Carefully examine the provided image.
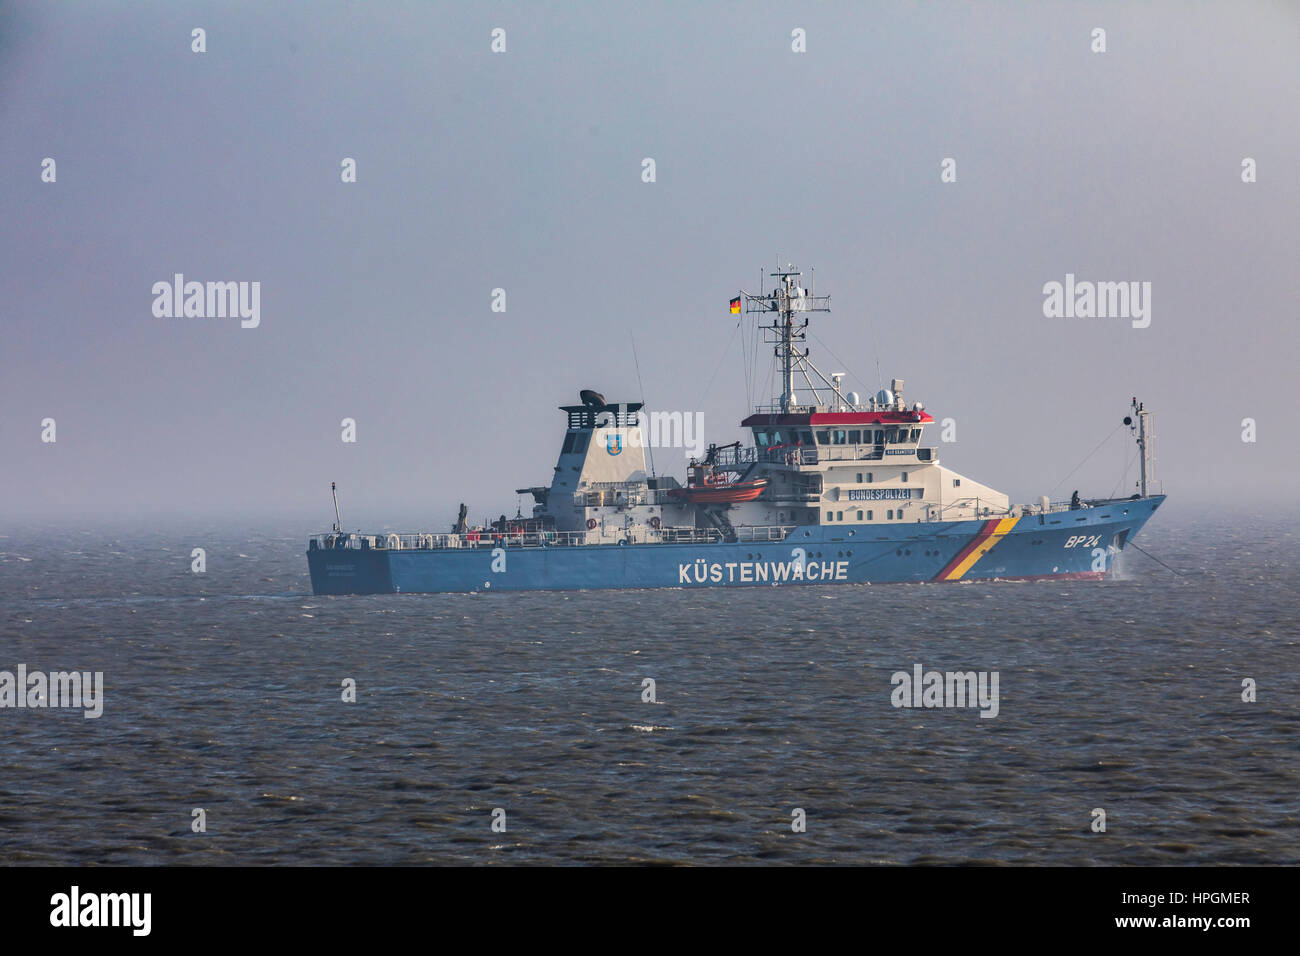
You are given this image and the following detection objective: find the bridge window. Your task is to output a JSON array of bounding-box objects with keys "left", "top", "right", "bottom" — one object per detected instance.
[
  {"left": 816, "top": 430, "right": 830, "bottom": 444},
  {"left": 755, "top": 430, "right": 769, "bottom": 446},
  {"left": 799, "top": 430, "right": 814, "bottom": 445},
  {"left": 832, "top": 429, "right": 847, "bottom": 445},
  {"left": 848, "top": 429, "right": 861, "bottom": 443},
  {"left": 874, "top": 429, "right": 884, "bottom": 444},
  {"left": 910, "top": 428, "right": 921, "bottom": 442}
]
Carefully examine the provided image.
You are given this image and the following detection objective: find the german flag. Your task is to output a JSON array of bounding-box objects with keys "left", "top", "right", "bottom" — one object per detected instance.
[{"left": 729, "top": 295, "right": 742, "bottom": 314}]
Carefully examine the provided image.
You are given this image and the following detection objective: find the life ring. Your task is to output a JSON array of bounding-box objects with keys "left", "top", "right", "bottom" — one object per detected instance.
[
  {"left": 586, "top": 518, "right": 597, "bottom": 530},
  {"left": 649, "top": 516, "right": 661, "bottom": 530}
]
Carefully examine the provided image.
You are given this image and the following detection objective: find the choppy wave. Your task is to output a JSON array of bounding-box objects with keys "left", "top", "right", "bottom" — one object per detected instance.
[{"left": 0, "top": 515, "right": 1296, "bottom": 864}]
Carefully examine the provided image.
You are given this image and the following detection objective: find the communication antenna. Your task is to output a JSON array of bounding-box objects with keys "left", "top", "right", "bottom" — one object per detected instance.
[
  {"left": 631, "top": 331, "right": 655, "bottom": 477},
  {"left": 734, "top": 265, "right": 834, "bottom": 412}
]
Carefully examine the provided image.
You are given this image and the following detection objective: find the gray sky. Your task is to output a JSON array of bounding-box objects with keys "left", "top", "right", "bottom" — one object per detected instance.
[{"left": 4, "top": 1, "right": 1298, "bottom": 528}]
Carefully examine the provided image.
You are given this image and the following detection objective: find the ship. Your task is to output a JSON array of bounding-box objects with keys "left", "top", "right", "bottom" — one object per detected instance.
[{"left": 307, "top": 266, "right": 1164, "bottom": 594}]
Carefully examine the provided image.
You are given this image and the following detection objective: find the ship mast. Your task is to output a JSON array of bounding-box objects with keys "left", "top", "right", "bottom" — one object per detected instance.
[
  {"left": 737, "top": 265, "right": 832, "bottom": 411},
  {"left": 1128, "top": 398, "right": 1156, "bottom": 497}
]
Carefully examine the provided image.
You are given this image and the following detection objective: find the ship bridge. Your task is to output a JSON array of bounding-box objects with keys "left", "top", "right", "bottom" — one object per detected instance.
[
  {"left": 742, "top": 406, "right": 936, "bottom": 463},
  {"left": 724, "top": 265, "right": 1011, "bottom": 525}
]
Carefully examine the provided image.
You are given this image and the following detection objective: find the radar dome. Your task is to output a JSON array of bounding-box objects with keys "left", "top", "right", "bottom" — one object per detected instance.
[
  {"left": 875, "top": 388, "right": 894, "bottom": 407},
  {"left": 846, "top": 391, "right": 860, "bottom": 406}
]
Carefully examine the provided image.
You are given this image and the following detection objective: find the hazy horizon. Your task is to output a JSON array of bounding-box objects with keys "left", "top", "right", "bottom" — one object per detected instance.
[{"left": 5, "top": 2, "right": 1298, "bottom": 528}]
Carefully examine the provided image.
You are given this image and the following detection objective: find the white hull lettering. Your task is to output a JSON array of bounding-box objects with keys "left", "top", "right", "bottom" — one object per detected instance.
[{"left": 675, "top": 560, "right": 850, "bottom": 585}]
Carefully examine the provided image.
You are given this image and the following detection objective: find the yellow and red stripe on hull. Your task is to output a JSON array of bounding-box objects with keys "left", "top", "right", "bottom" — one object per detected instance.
[{"left": 933, "top": 516, "right": 1020, "bottom": 581}]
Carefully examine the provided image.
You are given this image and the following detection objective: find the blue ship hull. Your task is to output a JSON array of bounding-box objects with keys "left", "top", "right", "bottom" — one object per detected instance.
[{"left": 307, "top": 496, "right": 1163, "bottom": 594}]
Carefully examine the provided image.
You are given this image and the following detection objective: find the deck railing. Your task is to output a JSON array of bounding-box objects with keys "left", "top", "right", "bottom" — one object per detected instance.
[
  {"left": 308, "top": 524, "right": 799, "bottom": 551},
  {"left": 920, "top": 496, "right": 1127, "bottom": 523},
  {"left": 572, "top": 485, "right": 678, "bottom": 508},
  {"left": 308, "top": 497, "right": 1138, "bottom": 553},
  {"left": 749, "top": 403, "right": 901, "bottom": 415},
  {"left": 709, "top": 444, "right": 932, "bottom": 466}
]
